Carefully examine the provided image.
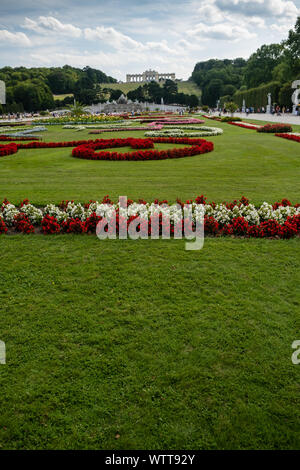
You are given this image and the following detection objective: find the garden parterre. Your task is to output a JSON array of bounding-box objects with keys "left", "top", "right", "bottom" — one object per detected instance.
[
  {"left": 0, "top": 116, "right": 300, "bottom": 451},
  {"left": 0, "top": 117, "right": 299, "bottom": 205}
]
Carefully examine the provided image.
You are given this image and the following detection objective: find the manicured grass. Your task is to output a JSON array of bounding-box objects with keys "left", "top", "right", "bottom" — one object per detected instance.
[
  {"left": 0, "top": 118, "right": 299, "bottom": 205},
  {"left": 0, "top": 236, "right": 299, "bottom": 450},
  {"left": 53, "top": 93, "right": 74, "bottom": 100},
  {"left": 0, "top": 121, "right": 299, "bottom": 450}
]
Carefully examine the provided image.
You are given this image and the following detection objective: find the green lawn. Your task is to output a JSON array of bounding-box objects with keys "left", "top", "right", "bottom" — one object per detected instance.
[
  {"left": 0, "top": 237, "right": 299, "bottom": 450},
  {"left": 0, "top": 119, "right": 299, "bottom": 450},
  {"left": 0, "top": 117, "right": 299, "bottom": 205}
]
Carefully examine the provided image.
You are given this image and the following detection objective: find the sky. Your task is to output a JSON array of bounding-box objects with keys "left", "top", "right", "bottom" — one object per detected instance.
[{"left": 0, "top": 0, "right": 299, "bottom": 81}]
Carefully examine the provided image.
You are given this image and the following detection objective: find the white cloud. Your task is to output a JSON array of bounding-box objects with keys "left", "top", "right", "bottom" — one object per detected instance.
[
  {"left": 23, "top": 16, "right": 81, "bottom": 38},
  {"left": 197, "top": 2, "right": 224, "bottom": 23},
  {"left": 84, "top": 25, "right": 184, "bottom": 56},
  {"left": 84, "top": 26, "right": 141, "bottom": 49},
  {"left": 189, "top": 22, "right": 256, "bottom": 41},
  {"left": 0, "top": 29, "right": 31, "bottom": 46},
  {"left": 215, "top": 0, "right": 299, "bottom": 19}
]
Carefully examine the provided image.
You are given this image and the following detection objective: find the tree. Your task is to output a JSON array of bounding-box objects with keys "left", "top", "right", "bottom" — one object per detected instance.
[
  {"left": 284, "top": 16, "right": 300, "bottom": 75},
  {"left": 225, "top": 101, "right": 238, "bottom": 116},
  {"left": 109, "top": 89, "right": 123, "bottom": 101},
  {"left": 223, "top": 84, "right": 237, "bottom": 97},
  {"left": 67, "top": 101, "right": 86, "bottom": 117},
  {"left": 163, "top": 79, "right": 178, "bottom": 95},
  {"left": 244, "top": 43, "right": 284, "bottom": 88},
  {"left": 278, "top": 82, "right": 293, "bottom": 107},
  {"left": 202, "top": 79, "right": 223, "bottom": 107},
  {"left": 47, "top": 70, "right": 75, "bottom": 94},
  {"left": 187, "top": 94, "right": 199, "bottom": 108}
]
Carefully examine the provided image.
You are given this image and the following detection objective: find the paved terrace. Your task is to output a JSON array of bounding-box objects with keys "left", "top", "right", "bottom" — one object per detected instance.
[{"left": 213, "top": 112, "right": 300, "bottom": 126}]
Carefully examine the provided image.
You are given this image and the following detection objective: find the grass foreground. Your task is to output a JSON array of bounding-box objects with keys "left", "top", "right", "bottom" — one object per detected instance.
[{"left": 0, "top": 236, "right": 299, "bottom": 450}]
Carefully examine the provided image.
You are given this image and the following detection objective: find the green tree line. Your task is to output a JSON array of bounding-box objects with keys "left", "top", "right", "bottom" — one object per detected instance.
[
  {"left": 126, "top": 80, "right": 199, "bottom": 107},
  {"left": 191, "top": 17, "right": 300, "bottom": 108},
  {"left": 0, "top": 65, "right": 116, "bottom": 113}
]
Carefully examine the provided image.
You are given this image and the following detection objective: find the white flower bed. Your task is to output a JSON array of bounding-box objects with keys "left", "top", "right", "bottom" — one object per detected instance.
[
  {"left": 3, "top": 126, "right": 47, "bottom": 138},
  {"left": 62, "top": 122, "right": 137, "bottom": 131},
  {"left": 144, "top": 126, "right": 223, "bottom": 137}
]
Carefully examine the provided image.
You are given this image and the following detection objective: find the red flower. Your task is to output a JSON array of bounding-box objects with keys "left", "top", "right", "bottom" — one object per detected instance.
[
  {"left": 275, "top": 133, "right": 300, "bottom": 143},
  {"left": 42, "top": 215, "right": 61, "bottom": 234},
  {"left": 0, "top": 218, "right": 7, "bottom": 234},
  {"left": 14, "top": 214, "right": 35, "bottom": 234}
]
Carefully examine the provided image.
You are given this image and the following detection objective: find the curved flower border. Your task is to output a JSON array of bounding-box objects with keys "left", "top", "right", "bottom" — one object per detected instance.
[
  {"left": 71, "top": 137, "right": 214, "bottom": 161},
  {"left": 0, "top": 137, "right": 214, "bottom": 161}
]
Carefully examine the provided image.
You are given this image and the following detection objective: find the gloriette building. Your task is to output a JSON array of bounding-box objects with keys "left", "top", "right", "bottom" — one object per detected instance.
[{"left": 126, "top": 70, "right": 175, "bottom": 83}]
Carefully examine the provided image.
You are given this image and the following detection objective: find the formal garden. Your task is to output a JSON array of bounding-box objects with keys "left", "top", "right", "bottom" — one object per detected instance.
[{"left": 0, "top": 112, "right": 299, "bottom": 450}]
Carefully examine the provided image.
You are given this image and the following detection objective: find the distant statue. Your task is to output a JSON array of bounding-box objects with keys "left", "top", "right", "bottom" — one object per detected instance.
[
  {"left": 291, "top": 80, "right": 300, "bottom": 114},
  {"left": 0, "top": 80, "right": 5, "bottom": 105},
  {"left": 267, "top": 93, "right": 272, "bottom": 113},
  {"left": 117, "top": 94, "right": 128, "bottom": 104}
]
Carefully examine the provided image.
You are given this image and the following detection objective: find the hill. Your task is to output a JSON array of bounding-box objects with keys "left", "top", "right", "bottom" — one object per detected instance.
[{"left": 107, "top": 80, "right": 202, "bottom": 98}]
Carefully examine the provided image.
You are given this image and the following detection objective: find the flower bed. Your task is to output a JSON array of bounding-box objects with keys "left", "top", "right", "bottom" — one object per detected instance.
[
  {"left": 275, "top": 133, "right": 300, "bottom": 143},
  {"left": 145, "top": 119, "right": 204, "bottom": 125},
  {"left": 37, "top": 115, "right": 123, "bottom": 124},
  {"left": 1, "top": 196, "right": 299, "bottom": 238},
  {"left": 0, "top": 135, "right": 40, "bottom": 141},
  {"left": 257, "top": 123, "right": 293, "bottom": 133},
  {"left": 220, "top": 117, "right": 242, "bottom": 122},
  {"left": 72, "top": 137, "right": 214, "bottom": 161},
  {"left": 227, "top": 121, "right": 261, "bottom": 130},
  {"left": 0, "top": 143, "right": 18, "bottom": 157},
  {"left": 0, "top": 136, "right": 214, "bottom": 160},
  {"left": 144, "top": 127, "right": 223, "bottom": 138},
  {"left": 202, "top": 115, "right": 222, "bottom": 121},
  {"left": 89, "top": 127, "right": 150, "bottom": 133},
  {"left": 62, "top": 121, "right": 131, "bottom": 130}
]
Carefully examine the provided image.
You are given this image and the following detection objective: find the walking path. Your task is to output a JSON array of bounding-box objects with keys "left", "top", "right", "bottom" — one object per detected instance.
[{"left": 213, "top": 112, "right": 300, "bottom": 125}]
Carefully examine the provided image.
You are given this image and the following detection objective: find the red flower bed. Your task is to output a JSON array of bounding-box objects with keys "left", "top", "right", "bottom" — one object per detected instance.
[
  {"left": 42, "top": 215, "right": 61, "bottom": 234},
  {"left": 257, "top": 123, "right": 292, "bottom": 133},
  {"left": 227, "top": 121, "right": 259, "bottom": 130},
  {"left": 16, "top": 139, "right": 98, "bottom": 149},
  {"left": 62, "top": 218, "right": 87, "bottom": 233},
  {"left": 14, "top": 214, "right": 35, "bottom": 234},
  {"left": 0, "top": 143, "right": 18, "bottom": 157},
  {"left": 72, "top": 137, "right": 214, "bottom": 161},
  {"left": 275, "top": 133, "right": 300, "bottom": 143},
  {"left": 129, "top": 138, "right": 154, "bottom": 149},
  {"left": 0, "top": 218, "right": 7, "bottom": 234},
  {"left": 0, "top": 137, "right": 214, "bottom": 161},
  {"left": 0, "top": 136, "right": 40, "bottom": 142}
]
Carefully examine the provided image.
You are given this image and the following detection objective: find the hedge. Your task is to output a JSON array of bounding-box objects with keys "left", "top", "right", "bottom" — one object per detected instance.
[{"left": 233, "top": 81, "right": 280, "bottom": 109}]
